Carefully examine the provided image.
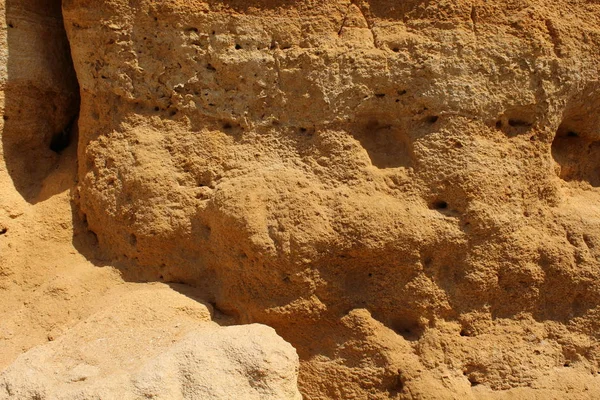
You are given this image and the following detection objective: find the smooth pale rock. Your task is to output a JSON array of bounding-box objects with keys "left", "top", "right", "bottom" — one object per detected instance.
[
  {"left": 0, "top": 287, "right": 301, "bottom": 400},
  {"left": 132, "top": 325, "right": 301, "bottom": 400}
]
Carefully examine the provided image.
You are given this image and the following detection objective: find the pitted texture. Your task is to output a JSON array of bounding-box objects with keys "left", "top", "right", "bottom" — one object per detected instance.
[{"left": 59, "top": 0, "right": 600, "bottom": 398}]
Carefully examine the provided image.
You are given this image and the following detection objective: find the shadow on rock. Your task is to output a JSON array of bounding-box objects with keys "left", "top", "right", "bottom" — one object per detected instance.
[{"left": 2, "top": 0, "right": 79, "bottom": 203}]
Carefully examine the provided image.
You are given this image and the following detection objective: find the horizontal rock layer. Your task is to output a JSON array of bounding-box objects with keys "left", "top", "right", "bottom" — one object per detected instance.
[{"left": 3, "top": 0, "right": 600, "bottom": 398}]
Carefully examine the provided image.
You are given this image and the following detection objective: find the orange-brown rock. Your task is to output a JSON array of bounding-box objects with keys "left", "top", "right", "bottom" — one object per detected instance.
[
  {"left": 1, "top": 1, "right": 302, "bottom": 399},
  {"left": 3, "top": 0, "right": 600, "bottom": 398}
]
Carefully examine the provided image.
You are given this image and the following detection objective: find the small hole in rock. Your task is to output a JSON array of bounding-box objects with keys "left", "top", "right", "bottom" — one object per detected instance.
[
  {"left": 352, "top": 120, "right": 414, "bottom": 169},
  {"left": 391, "top": 318, "right": 422, "bottom": 341},
  {"left": 392, "top": 47, "right": 400, "bottom": 52},
  {"left": 50, "top": 117, "right": 77, "bottom": 154},
  {"left": 159, "top": 275, "right": 164, "bottom": 280},
  {"left": 375, "top": 93, "right": 386, "bottom": 98},
  {"left": 223, "top": 123, "right": 232, "bottom": 130},
  {"left": 129, "top": 234, "right": 137, "bottom": 246},
  {"left": 154, "top": 106, "right": 160, "bottom": 111},
  {"left": 387, "top": 371, "right": 405, "bottom": 395},
  {"left": 206, "top": 64, "right": 216, "bottom": 71},
  {"left": 552, "top": 121, "right": 600, "bottom": 186},
  {"left": 431, "top": 200, "right": 448, "bottom": 210},
  {"left": 0, "top": 227, "right": 7, "bottom": 235},
  {"left": 495, "top": 120, "right": 502, "bottom": 129},
  {"left": 508, "top": 118, "right": 532, "bottom": 128},
  {"left": 3, "top": 115, "right": 8, "bottom": 121},
  {"left": 8, "top": 22, "right": 14, "bottom": 28},
  {"left": 460, "top": 329, "right": 469, "bottom": 337},
  {"left": 299, "top": 127, "right": 307, "bottom": 133},
  {"left": 235, "top": 44, "right": 242, "bottom": 50},
  {"left": 426, "top": 115, "right": 439, "bottom": 124},
  {"left": 564, "top": 362, "right": 571, "bottom": 367},
  {"left": 368, "top": 273, "right": 373, "bottom": 277}
]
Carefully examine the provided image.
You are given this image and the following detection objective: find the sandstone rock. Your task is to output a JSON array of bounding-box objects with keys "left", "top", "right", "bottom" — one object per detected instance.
[
  {"left": 58, "top": 0, "right": 600, "bottom": 397},
  {"left": 1, "top": 0, "right": 79, "bottom": 202},
  {"left": 0, "top": 287, "right": 301, "bottom": 400},
  {"left": 0, "top": 0, "right": 98, "bottom": 372},
  {"left": 2, "top": 0, "right": 600, "bottom": 398},
  {"left": 0, "top": 1, "right": 302, "bottom": 399}
]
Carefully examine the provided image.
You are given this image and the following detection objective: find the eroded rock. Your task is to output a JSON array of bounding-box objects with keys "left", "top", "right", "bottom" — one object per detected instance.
[
  {"left": 1, "top": 0, "right": 79, "bottom": 202},
  {"left": 26, "top": 0, "right": 600, "bottom": 397}
]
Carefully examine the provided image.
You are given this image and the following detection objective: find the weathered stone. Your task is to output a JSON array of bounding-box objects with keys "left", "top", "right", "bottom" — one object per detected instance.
[
  {"left": 0, "top": 287, "right": 301, "bottom": 400},
  {"left": 3, "top": 0, "right": 600, "bottom": 398}
]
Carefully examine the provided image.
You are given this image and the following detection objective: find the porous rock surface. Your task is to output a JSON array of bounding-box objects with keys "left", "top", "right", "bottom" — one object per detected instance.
[
  {"left": 3, "top": 0, "right": 600, "bottom": 398},
  {"left": 0, "top": 1, "right": 301, "bottom": 399},
  {"left": 0, "top": 287, "right": 302, "bottom": 400}
]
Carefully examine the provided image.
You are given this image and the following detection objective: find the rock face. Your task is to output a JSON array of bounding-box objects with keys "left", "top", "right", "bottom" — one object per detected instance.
[
  {"left": 1, "top": 0, "right": 79, "bottom": 202},
  {"left": 3, "top": 0, "right": 600, "bottom": 398},
  {"left": 0, "top": 1, "right": 301, "bottom": 399},
  {"left": 0, "top": 287, "right": 301, "bottom": 400}
]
